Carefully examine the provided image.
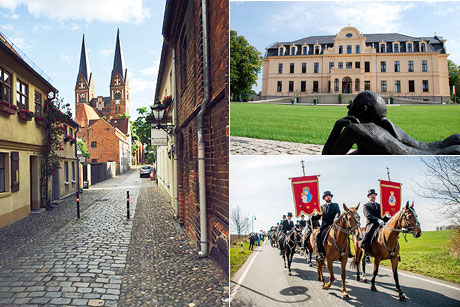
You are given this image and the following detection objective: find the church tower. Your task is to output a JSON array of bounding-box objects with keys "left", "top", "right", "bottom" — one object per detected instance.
[
  {"left": 109, "top": 29, "right": 129, "bottom": 117},
  {"left": 75, "top": 34, "right": 95, "bottom": 106}
]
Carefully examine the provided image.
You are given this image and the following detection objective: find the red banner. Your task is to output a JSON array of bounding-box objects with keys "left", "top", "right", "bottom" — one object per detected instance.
[
  {"left": 290, "top": 175, "right": 321, "bottom": 217},
  {"left": 379, "top": 180, "right": 402, "bottom": 218}
]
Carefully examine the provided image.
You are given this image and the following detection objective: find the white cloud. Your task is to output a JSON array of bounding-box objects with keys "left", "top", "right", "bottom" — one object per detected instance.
[
  {"left": 99, "top": 48, "right": 113, "bottom": 57},
  {"left": 59, "top": 54, "right": 74, "bottom": 63},
  {"left": 140, "top": 58, "right": 160, "bottom": 76},
  {"left": 0, "top": 24, "right": 14, "bottom": 31},
  {"left": 10, "top": 13, "right": 19, "bottom": 19},
  {"left": 130, "top": 77, "right": 156, "bottom": 94},
  {"left": 264, "top": 1, "right": 416, "bottom": 35},
  {"left": 8, "top": 36, "right": 30, "bottom": 49},
  {"left": 0, "top": 0, "right": 150, "bottom": 24},
  {"left": 32, "top": 24, "right": 53, "bottom": 31}
]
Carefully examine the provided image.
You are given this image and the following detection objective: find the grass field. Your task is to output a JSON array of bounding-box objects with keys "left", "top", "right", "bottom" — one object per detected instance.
[
  {"left": 230, "top": 103, "right": 460, "bottom": 145},
  {"left": 375, "top": 230, "right": 460, "bottom": 284},
  {"left": 230, "top": 240, "right": 263, "bottom": 276}
]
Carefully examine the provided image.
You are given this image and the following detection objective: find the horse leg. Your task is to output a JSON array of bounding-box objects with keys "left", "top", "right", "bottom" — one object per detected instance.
[
  {"left": 341, "top": 256, "right": 349, "bottom": 299},
  {"left": 317, "top": 259, "right": 324, "bottom": 285},
  {"left": 308, "top": 244, "right": 313, "bottom": 267},
  {"left": 361, "top": 250, "right": 368, "bottom": 282},
  {"left": 324, "top": 258, "right": 335, "bottom": 290},
  {"left": 288, "top": 248, "right": 294, "bottom": 275},
  {"left": 371, "top": 258, "right": 380, "bottom": 291},
  {"left": 391, "top": 256, "right": 406, "bottom": 301}
]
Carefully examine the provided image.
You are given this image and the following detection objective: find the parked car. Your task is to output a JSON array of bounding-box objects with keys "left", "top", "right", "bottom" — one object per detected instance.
[{"left": 140, "top": 166, "right": 152, "bottom": 178}]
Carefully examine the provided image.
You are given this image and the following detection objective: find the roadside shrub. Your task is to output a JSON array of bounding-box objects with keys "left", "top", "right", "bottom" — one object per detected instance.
[{"left": 447, "top": 226, "right": 460, "bottom": 259}]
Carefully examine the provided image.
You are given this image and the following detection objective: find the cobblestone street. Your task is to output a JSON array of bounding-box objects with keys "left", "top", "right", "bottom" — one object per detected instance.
[
  {"left": 0, "top": 168, "right": 228, "bottom": 306},
  {"left": 231, "top": 136, "right": 324, "bottom": 155}
]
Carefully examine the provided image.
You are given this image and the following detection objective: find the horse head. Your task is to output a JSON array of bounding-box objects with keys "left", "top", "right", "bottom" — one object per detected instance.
[
  {"left": 343, "top": 203, "right": 363, "bottom": 240},
  {"left": 401, "top": 201, "right": 422, "bottom": 238}
]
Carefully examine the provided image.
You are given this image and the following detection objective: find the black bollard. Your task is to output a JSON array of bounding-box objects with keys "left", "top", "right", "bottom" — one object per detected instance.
[
  {"left": 76, "top": 191, "right": 80, "bottom": 219},
  {"left": 127, "top": 191, "right": 130, "bottom": 219}
]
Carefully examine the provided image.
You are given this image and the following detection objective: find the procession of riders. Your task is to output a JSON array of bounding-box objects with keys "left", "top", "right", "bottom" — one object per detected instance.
[{"left": 267, "top": 189, "right": 422, "bottom": 301}]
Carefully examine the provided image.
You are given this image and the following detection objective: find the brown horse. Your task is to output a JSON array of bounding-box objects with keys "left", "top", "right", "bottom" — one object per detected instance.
[
  {"left": 363, "top": 201, "right": 421, "bottom": 301},
  {"left": 350, "top": 226, "right": 367, "bottom": 281},
  {"left": 310, "top": 203, "right": 362, "bottom": 299},
  {"left": 301, "top": 226, "right": 315, "bottom": 266}
]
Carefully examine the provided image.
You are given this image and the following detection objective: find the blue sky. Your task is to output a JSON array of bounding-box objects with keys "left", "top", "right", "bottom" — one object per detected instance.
[
  {"left": 230, "top": 155, "right": 447, "bottom": 233},
  {"left": 231, "top": 0, "right": 460, "bottom": 93},
  {"left": 0, "top": 0, "right": 165, "bottom": 119}
]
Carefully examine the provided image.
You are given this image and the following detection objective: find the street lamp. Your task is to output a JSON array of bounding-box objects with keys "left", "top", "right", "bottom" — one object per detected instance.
[
  {"left": 251, "top": 215, "right": 256, "bottom": 233},
  {"left": 149, "top": 99, "right": 174, "bottom": 134}
]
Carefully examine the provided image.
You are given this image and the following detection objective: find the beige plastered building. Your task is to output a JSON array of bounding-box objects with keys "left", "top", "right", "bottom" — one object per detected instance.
[{"left": 262, "top": 26, "right": 450, "bottom": 103}]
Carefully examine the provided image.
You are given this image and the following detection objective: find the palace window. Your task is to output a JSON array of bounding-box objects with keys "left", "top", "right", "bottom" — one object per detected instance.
[
  {"left": 409, "top": 80, "right": 415, "bottom": 92},
  {"left": 355, "top": 79, "right": 360, "bottom": 92},
  {"left": 423, "top": 80, "right": 429, "bottom": 92},
  {"left": 408, "top": 61, "right": 414, "bottom": 72},
  {"left": 288, "top": 81, "right": 294, "bottom": 92},
  {"left": 381, "top": 80, "right": 387, "bottom": 92},
  {"left": 334, "top": 79, "right": 339, "bottom": 92},
  {"left": 339, "top": 46, "right": 343, "bottom": 54},
  {"left": 314, "top": 62, "right": 319, "bottom": 73},
  {"left": 313, "top": 81, "right": 319, "bottom": 93},
  {"left": 302, "top": 46, "right": 307, "bottom": 55},
  {"left": 364, "top": 81, "right": 370, "bottom": 91},
  {"left": 355, "top": 62, "right": 360, "bottom": 69},
  {"left": 291, "top": 46, "right": 296, "bottom": 55},
  {"left": 277, "top": 81, "right": 282, "bottom": 92},
  {"left": 279, "top": 47, "right": 284, "bottom": 56},
  {"left": 329, "top": 62, "right": 334, "bottom": 73},
  {"left": 365, "top": 61, "right": 370, "bottom": 72},
  {"left": 315, "top": 46, "right": 320, "bottom": 54},
  {"left": 407, "top": 42, "right": 413, "bottom": 53},
  {"left": 381, "top": 61, "right": 386, "bottom": 72},
  {"left": 338, "top": 62, "right": 343, "bottom": 69},
  {"left": 301, "top": 81, "right": 306, "bottom": 92},
  {"left": 380, "top": 43, "right": 386, "bottom": 53},
  {"left": 290, "top": 63, "right": 294, "bottom": 73},
  {"left": 17, "top": 79, "right": 28, "bottom": 110},
  {"left": 346, "top": 62, "right": 352, "bottom": 69},
  {"left": 302, "top": 63, "right": 307, "bottom": 73},
  {"left": 421, "top": 43, "right": 426, "bottom": 52},
  {"left": 395, "top": 80, "right": 401, "bottom": 93},
  {"left": 347, "top": 45, "right": 352, "bottom": 54},
  {"left": 422, "top": 60, "right": 427, "bottom": 72},
  {"left": 393, "top": 43, "right": 399, "bottom": 53},
  {"left": 0, "top": 67, "right": 11, "bottom": 103},
  {"left": 394, "top": 61, "right": 400, "bottom": 72},
  {"left": 278, "top": 63, "right": 283, "bottom": 74},
  {"left": 356, "top": 45, "right": 360, "bottom": 54},
  {"left": 34, "top": 91, "right": 42, "bottom": 116}
]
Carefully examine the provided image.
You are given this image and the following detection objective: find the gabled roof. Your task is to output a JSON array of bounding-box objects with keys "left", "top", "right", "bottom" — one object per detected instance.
[
  {"left": 75, "top": 103, "right": 100, "bottom": 127},
  {"left": 111, "top": 29, "right": 127, "bottom": 83},
  {"left": 110, "top": 118, "right": 129, "bottom": 135},
  {"left": 77, "top": 34, "right": 92, "bottom": 85}
]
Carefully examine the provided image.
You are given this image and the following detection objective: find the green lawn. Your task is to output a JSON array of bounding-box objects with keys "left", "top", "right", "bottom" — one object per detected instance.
[
  {"left": 371, "top": 230, "right": 460, "bottom": 284},
  {"left": 230, "top": 103, "right": 460, "bottom": 145},
  {"left": 230, "top": 240, "right": 263, "bottom": 276}
]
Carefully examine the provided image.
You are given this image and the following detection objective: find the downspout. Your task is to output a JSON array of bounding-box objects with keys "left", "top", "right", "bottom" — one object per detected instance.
[
  {"left": 197, "top": 0, "right": 210, "bottom": 258},
  {"left": 163, "top": 39, "right": 179, "bottom": 219}
]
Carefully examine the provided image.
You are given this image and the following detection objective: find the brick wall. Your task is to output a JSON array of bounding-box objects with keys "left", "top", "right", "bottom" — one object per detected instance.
[{"left": 166, "top": 0, "right": 229, "bottom": 273}]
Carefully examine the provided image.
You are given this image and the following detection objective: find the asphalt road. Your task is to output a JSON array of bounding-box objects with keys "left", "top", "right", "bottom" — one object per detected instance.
[{"left": 230, "top": 241, "right": 460, "bottom": 307}]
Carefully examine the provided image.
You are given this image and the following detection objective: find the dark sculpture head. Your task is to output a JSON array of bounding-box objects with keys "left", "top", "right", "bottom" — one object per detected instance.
[{"left": 347, "top": 90, "right": 387, "bottom": 123}]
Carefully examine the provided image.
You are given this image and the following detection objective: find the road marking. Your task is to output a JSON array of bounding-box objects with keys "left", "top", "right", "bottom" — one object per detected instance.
[
  {"left": 230, "top": 240, "right": 265, "bottom": 302},
  {"left": 377, "top": 266, "right": 460, "bottom": 291}
]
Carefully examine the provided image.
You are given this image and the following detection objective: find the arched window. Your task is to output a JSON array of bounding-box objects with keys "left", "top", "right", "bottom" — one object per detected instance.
[
  {"left": 115, "top": 91, "right": 121, "bottom": 100},
  {"left": 355, "top": 78, "right": 360, "bottom": 92},
  {"left": 79, "top": 94, "right": 85, "bottom": 103}
]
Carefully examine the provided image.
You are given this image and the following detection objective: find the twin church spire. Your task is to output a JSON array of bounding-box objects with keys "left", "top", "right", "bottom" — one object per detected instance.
[{"left": 75, "top": 29, "right": 129, "bottom": 117}]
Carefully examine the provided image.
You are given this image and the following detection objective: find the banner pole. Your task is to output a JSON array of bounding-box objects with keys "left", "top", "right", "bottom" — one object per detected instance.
[
  {"left": 386, "top": 166, "right": 391, "bottom": 181},
  {"left": 300, "top": 160, "right": 306, "bottom": 176}
]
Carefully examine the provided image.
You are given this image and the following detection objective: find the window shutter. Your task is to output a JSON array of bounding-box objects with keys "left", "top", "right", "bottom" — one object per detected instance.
[{"left": 11, "top": 151, "right": 19, "bottom": 192}]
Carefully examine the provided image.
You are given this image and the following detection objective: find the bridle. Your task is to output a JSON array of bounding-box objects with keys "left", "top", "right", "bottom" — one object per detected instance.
[
  {"left": 382, "top": 206, "right": 421, "bottom": 256},
  {"left": 332, "top": 211, "right": 361, "bottom": 256}
]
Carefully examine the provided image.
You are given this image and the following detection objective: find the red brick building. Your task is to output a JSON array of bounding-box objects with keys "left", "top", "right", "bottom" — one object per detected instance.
[
  {"left": 162, "top": 0, "right": 229, "bottom": 273},
  {"left": 74, "top": 30, "right": 131, "bottom": 174}
]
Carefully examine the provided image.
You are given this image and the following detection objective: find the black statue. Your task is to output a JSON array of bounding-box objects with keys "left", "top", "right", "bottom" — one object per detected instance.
[{"left": 322, "top": 91, "right": 460, "bottom": 155}]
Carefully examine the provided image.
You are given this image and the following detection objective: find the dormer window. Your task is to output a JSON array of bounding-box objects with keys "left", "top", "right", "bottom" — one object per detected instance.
[
  {"left": 380, "top": 43, "right": 386, "bottom": 53},
  {"left": 302, "top": 45, "right": 308, "bottom": 55},
  {"left": 278, "top": 46, "right": 285, "bottom": 56},
  {"left": 420, "top": 42, "right": 426, "bottom": 52},
  {"left": 290, "top": 46, "right": 296, "bottom": 56},
  {"left": 393, "top": 42, "right": 399, "bottom": 53},
  {"left": 315, "top": 45, "right": 320, "bottom": 54},
  {"left": 407, "top": 42, "right": 413, "bottom": 53}
]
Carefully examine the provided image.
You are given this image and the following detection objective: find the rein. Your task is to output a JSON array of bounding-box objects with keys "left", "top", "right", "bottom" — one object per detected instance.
[
  {"left": 381, "top": 207, "right": 420, "bottom": 255},
  {"left": 331, "top": 213, "right": 359, "bottom": 257}
]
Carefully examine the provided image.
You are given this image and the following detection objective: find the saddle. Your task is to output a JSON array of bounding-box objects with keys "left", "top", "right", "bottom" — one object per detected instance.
[
  {"left": 322, "top": 225, "right": 333, "bottom": 247},
  {"left": 366, "top": 225, "right": 383, "bottom": 255}
]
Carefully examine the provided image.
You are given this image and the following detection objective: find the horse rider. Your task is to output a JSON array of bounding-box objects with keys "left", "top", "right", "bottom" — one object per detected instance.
[
  {"left": 279, "top": 212, "right": 295, "bottom": 255},
  {"left": 315, "top": 191, "right": 341, "bottom": 261},
  {"left": 299, "top": 215, "right": 307, "bottom": 229},
  {"left": 304, "top": 212, "right": 321, "bottom": 248},
  {"left": 359, "top": 189, "right": 390, "bottom": 257}
]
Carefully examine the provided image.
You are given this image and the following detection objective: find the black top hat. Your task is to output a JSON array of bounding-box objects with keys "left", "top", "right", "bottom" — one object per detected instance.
[
  {"left": 301, "top": 214, "right": 305, "bottom": 218},
  {"left": 367, "top": 189, "right": 378, "bottom": 197},
  {"left": 322, "top": 191, "right": 333, "bottom": 199},
  {"left": 287, "top": 212, "right": 293, "bottom": 217},
  {"left": 282, "top": 215, "right": 286, "bottom": 218}
]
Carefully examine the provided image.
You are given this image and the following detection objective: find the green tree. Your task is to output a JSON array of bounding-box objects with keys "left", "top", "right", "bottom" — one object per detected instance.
[
  {"left": 230, "top": 30, "right": 263, "bottom": 102},
  {"left": 77, "top": 141, "right": 90, "bottom": 159},
  {"left": 132, "top": 107, "right": 151, "bottom": 145},
  {"left": 448, "top": 59, "right": 460, "bottom": 103}
]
